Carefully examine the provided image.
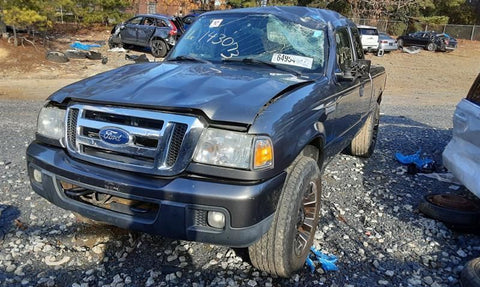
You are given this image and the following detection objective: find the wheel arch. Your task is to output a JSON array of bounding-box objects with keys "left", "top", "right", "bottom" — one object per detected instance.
[{"left": 297, "top": 123, "right": 326, "bottom": 171}]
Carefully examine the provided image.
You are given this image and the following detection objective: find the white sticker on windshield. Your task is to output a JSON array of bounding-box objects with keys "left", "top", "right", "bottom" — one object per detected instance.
[
  {"left": 209, "top": 19, "right": 223, "bottom": 28},
  {"left": 271, "top": 53, "right": 313, "bottom": 69}
]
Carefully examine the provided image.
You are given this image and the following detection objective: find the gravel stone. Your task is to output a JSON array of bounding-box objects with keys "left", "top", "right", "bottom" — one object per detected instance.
[
  {"left": 456, "top": 249, "right": 467, "bottom": 258},
  {"left": 424, "top": 276, "right": 434, "bottom": 285}
]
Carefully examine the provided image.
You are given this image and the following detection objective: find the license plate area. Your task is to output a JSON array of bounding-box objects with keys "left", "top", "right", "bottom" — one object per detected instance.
[{"left": 60, "top": 181, "right": 159, "bottom": 220}]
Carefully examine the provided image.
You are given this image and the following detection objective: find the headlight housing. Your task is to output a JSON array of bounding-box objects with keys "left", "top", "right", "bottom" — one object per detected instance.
[
  {"left": 36, "top": 105, "right": 66, "bottom": 143},
  {"left": 193, "top": 128, "right": 273, "bottom": 170}
]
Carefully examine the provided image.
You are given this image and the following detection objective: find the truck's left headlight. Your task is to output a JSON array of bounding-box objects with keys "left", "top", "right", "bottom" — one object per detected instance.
[
  {"left": 37, "top": 106, "right": 66, "bottom": 141},
  {"left": 193, "top": 128, "right": 274, "bottom": 170}
]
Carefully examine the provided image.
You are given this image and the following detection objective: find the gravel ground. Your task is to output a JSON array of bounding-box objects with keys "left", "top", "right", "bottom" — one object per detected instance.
[{"left": 1, "top": 96, "right": 479, "bottom": 287}]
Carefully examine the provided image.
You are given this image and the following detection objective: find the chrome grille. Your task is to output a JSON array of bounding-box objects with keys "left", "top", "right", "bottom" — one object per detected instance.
[
  {"left": 66, "top": 104, "right": 204, "bottom": 176},
  {"left": 67, "top": 108, "right": 79, "bottom": 147},
  {"left": 166, "top": 124, "right": 188, "bottom": 166}
]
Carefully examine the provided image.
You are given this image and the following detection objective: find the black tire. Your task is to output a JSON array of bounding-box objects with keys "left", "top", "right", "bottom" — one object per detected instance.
[
  {"left": 46, "top": 51, "right": 69, "bottom": 63},
  {"left": 150, "top": 39, "right": 168, "bottom": 58},
  {"left": 349, "top": 102, "right": 380, "bottom": 158},
  {"left": 108, "top": 35, "right": 122, "bottom": 49},
  {"left": 65, "top": 50, "right": 88, "bottom": 59},
  {"left": 248, "top": 156, "right": 322, "bottom": 277},
  {"left": 397, "top": 39, "right": 404, "bottom": 48},
  {"left": 418, "top": 193, "right": 480, "bottom": 228},
  {"left": 426, "top": 42, "right": 436, "bottom": 51},
  {"left": 86, "top": 51, "right": 102, "bottom": 60},
  {"left": 461, "top": 258, "right": 480, "bottom": 287}
]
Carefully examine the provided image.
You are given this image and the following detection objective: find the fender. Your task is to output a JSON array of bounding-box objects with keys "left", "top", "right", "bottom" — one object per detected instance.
[{"left": 249, "top": 78, "right": 330, "bottom": 173}]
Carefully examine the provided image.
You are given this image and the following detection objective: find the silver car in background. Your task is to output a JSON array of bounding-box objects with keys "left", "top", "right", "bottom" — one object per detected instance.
[
  {"left": 378, "top": 32, "right": 398, "bottom": 52},
  {"left": 443, "top": 73, "right": 480, "bottom": 198}
]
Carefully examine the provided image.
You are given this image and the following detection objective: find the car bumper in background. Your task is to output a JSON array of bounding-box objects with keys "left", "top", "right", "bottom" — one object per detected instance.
[
  {"left": 443, "top": 99, "right": 480, "bottom": 198},
  {"left": 379, "top": 43, "right": 398, "bottom": 51}
]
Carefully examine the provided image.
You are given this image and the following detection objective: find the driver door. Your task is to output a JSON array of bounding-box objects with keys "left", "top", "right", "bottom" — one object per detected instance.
[
  {"left": 331, "top": 27, "right": 362, "bottom": 145},
  {"left": 121, "top": 16, "right": 143, "bottom": 44}
]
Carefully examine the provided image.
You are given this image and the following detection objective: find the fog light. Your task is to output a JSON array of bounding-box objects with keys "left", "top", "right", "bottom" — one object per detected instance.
[
  {"left": 33, "top": 169, "right": 42, "bottom": 183},
  {"left": 207, "top": 211, "right": 225, "bottom": 229}
]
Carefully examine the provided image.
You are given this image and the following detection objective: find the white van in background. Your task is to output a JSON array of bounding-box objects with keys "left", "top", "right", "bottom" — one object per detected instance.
[{"left": 357, "top": 25, "right": 379, "bottom": 53}]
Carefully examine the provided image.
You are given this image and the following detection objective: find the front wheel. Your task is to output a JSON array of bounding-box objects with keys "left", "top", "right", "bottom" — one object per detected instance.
[
  {"left": 248, "top": 156, "right": 322, "bottom": 277},
  {"left": 397, "top": 39, "right": 404, "bottom": 48},
  {"left": 426, "top": 42, "right": 436, "bottom": 51},
  {"left": 150, "top": 39, "right": 168, "bottom": 58}
]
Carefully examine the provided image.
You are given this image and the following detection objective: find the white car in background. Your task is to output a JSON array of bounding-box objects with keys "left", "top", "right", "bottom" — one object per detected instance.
[{"left": 357, "top": 25, "right": 379, "bottom": 53}]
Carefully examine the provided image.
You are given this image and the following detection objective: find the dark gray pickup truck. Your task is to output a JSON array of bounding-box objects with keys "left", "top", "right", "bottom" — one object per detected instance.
[{"left": 27, "top": 7, "right": 386, "bottom": 277}]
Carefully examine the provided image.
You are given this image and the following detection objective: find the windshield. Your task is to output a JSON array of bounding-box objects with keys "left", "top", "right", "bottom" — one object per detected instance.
[{"left": 170, "top": 13, "right": 326, "bottom": 73}]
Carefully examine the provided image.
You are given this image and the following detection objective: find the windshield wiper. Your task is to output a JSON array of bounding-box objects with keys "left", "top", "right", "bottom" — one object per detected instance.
[
  {"left": 168, "top": 55, "right": 212, "bottom": 64},
  {"left": 223, "top": 58, "right": 302, "bottom": 77}
]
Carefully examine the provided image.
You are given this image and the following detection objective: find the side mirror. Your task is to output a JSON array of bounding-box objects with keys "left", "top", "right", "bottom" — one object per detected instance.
[
  {"left": 120, "top": 24, "right": 125, "bottom": 29},
  {"left": 183, "top": 17, "right": 194, "bottom": 25},
  {"left": 335, "top": 59, "right": 371, "bottom": 82},
  {"left": 356, "top": 59, "right": 371, "bottom": 76}
]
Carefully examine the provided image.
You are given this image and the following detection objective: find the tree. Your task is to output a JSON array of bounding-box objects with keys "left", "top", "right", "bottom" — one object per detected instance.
[
  {"left": 1, "top": 0, "right": 53, "bottom": 46},
  {"left": 72, "top": 0, "right": 131, "bottom": 25}
]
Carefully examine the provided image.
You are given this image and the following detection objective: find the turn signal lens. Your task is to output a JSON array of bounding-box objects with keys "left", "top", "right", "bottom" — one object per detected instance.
[{"left": 254, "top": 138, "right": 273, "bottom": 169}]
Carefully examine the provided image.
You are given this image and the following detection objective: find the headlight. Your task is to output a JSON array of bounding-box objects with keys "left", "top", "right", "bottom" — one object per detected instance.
[
  {"left": 37, "top": 106, "right": 66, "bottom": 141},
  {"left": 193, "top": 128, "right": 273, "bottom": 170}
]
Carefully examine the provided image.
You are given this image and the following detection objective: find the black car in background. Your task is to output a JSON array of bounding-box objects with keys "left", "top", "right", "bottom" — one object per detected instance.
[
  {"left": 397, "top": 31, "right": 457, "bottom": 52},
  {"left": 108, "top": 14, "right": 185, "bottom": 57}
]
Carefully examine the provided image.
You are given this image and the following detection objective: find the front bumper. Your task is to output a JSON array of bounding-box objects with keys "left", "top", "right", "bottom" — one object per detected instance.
[{"left": 27, "top": 142, "right": 286, "bottom": 247}]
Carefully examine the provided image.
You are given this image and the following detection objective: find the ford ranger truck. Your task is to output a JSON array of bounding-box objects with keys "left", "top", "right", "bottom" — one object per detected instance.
[{"left": 27, "top": 7, "right": 386, "bottom": 277}]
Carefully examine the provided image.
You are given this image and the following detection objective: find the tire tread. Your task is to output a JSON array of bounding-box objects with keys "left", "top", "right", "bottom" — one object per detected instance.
[{"left": 249, "top": 157, "right": 321, "bottom": 277}]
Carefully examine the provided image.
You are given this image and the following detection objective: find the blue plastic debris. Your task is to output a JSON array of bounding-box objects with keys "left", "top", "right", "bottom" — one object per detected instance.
[
  {"left": 70, "top": 41, "right": 101, "bottom": 51},
  {"left": 306, "top": 256, "right": 316, "bottom": 273},
  {"left": 305, "top": 246, "right": 338, "bottom": 273},
  {"left": 395, "top": 150, "right": 433, "bottom": 169}
]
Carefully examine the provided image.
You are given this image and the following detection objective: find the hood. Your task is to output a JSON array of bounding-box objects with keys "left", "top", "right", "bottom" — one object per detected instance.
[{"left": 49, "top": 62, "right": 312, "bottom": 125}]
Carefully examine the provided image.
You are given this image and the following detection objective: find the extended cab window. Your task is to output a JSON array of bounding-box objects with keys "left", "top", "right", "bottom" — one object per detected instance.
[
  {"left": 467, "top": 74, "right": 480, "bottom": 105},
  {"left": 335, "top": 28, "right": 353, "bottom": 71}
]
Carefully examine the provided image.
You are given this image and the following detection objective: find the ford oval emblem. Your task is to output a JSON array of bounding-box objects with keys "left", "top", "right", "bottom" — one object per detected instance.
[{"left": 99, "top": 127, "right": 130, "bottom": 145}]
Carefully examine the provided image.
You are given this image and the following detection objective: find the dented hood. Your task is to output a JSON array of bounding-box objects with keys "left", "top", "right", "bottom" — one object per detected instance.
[{"left": 49, "top": 62, "right": 311, "bottom": 124}]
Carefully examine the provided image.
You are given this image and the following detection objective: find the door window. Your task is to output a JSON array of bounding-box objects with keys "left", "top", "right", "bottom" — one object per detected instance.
[
  {"left": 143, "top": 18, "right": 155, "bottom": 26},
  {"left": 126, "top": 17, "right": 142, "bottom": 25},
  {"left": 335, "top": 28, "right": 353, "bottom": 72},
  {"left": 350, "top": 27, "right": 364, "bottom": 60}
]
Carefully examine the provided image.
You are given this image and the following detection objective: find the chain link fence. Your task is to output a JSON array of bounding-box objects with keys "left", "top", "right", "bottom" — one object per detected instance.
[{"left": 353, "top": 18, "right": 480, "bottom": 41}]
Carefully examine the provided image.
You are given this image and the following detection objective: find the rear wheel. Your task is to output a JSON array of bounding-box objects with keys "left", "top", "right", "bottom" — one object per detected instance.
[
  {"left": 349, "top": 102, "right": 380, "bottom": 158},
  {"left": 150, "top": 39, "right": 168, "bottom": 58},
  {"left": 248, "top": 156, "right": 321, "bottom": 277}
]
